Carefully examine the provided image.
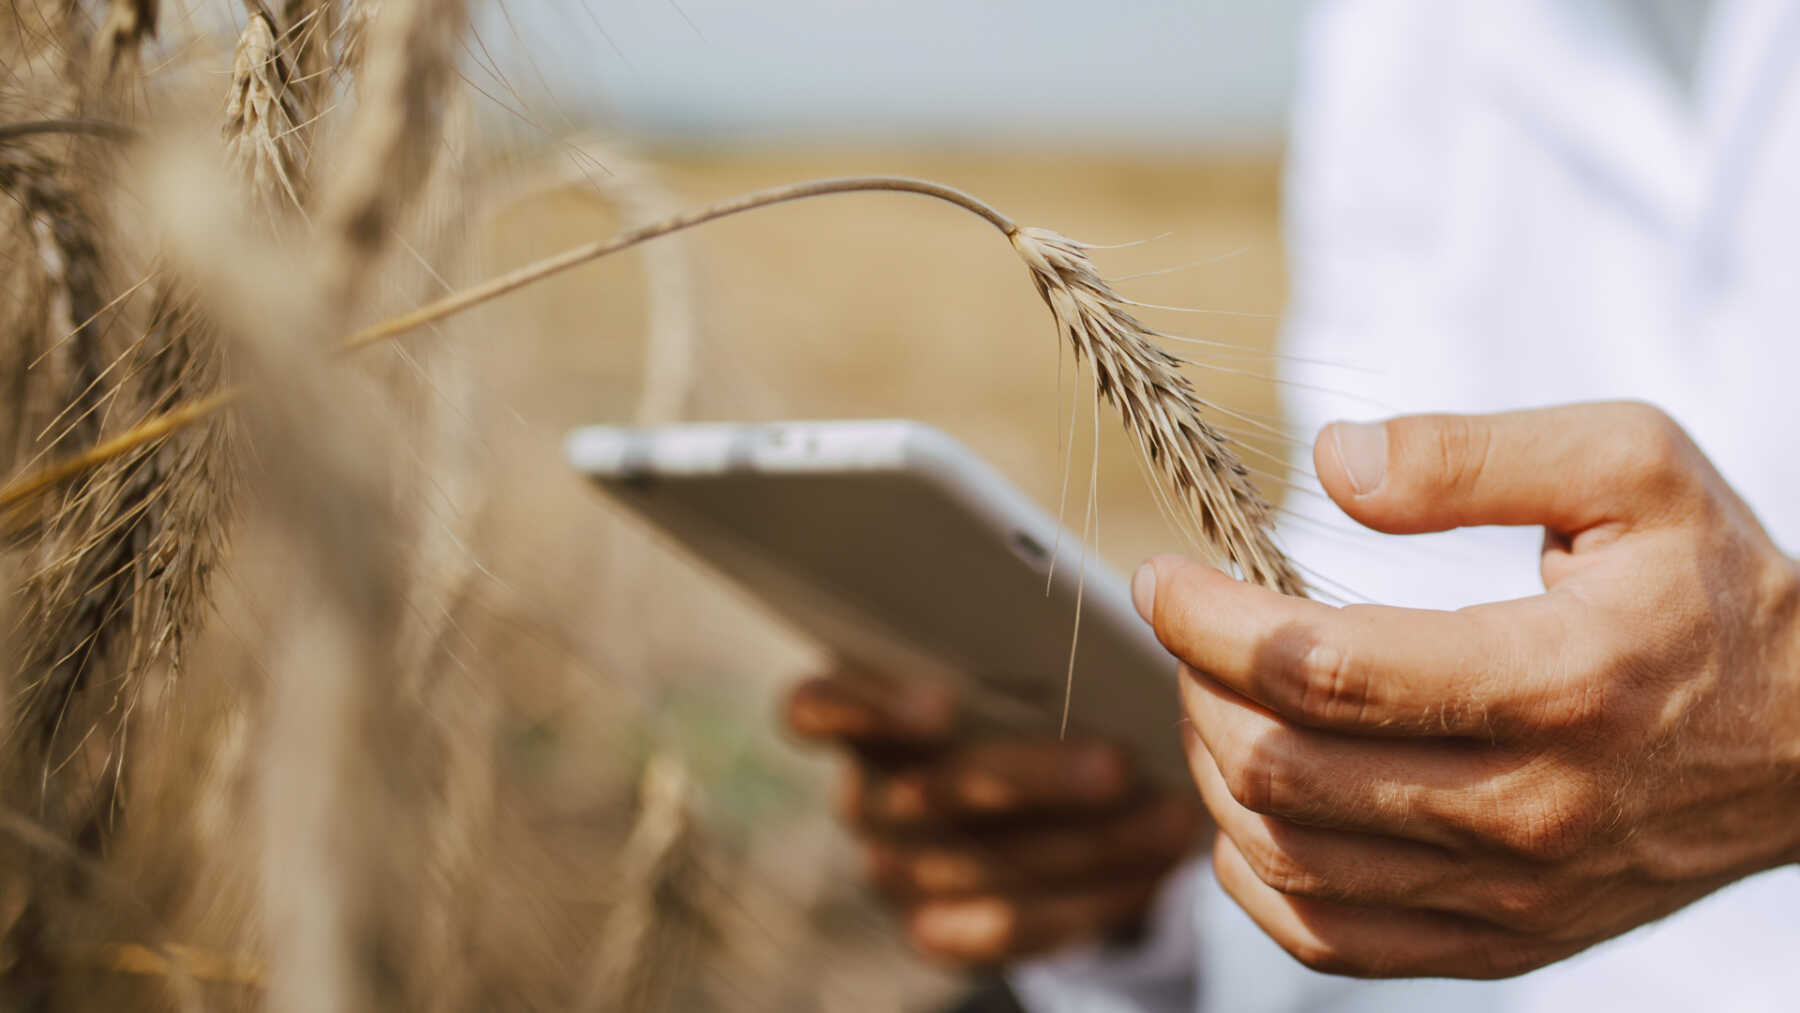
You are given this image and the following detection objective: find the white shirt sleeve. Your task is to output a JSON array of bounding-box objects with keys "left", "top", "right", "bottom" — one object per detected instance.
[
  {"left": 1006, "top": 859, "right": 1205, "bottom": 1013},
  {"left": 1005, "top": 856, "right": 1510, "bottom": 1013}
]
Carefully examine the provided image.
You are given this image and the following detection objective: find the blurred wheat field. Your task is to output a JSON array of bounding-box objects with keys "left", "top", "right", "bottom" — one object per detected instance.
[{"left": 0, "top": 0, "right": 1288, "bottom": 1005}]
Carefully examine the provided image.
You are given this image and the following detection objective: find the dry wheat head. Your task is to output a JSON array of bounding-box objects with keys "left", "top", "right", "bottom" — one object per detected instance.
[{"left": 1010, "top": 226, "right": 1305, "bottom": 596}]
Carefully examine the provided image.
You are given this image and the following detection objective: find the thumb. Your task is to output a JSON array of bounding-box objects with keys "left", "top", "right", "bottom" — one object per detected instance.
[{"left": 1313, "top": 402, "right": 1705, "bottom": 536}]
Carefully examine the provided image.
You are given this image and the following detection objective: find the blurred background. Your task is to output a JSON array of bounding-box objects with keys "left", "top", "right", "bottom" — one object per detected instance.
[
  {"left": 482, "top": 1, "right": 1306, "bottom": 148},
  {"left": 447, "top": 2, "right": 1308, "bottom": 1009}
]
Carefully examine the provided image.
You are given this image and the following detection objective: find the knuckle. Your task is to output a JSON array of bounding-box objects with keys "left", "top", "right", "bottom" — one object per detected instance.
[
  {"left": 1275, "top": 639, "right": 1369, "bottom": 727},
  {"left": 870, "top": 769, "right": 937, "bottom": 826},
  {"left": 1238, "top": 835, "right": 1320, "bottom": 898},
  {"left": 1218, "top": 750, "right": 1276, "bottom": 814},
  {"left": 1633, "top": 834, "right": 1721, "bottom": 885},
  {"left": 1481, "top": 878, "right": 1566, "bottom": 935},
  {"left": 1611, "top": 402, "right": 1694, "bottom": 492},
  {"left": 908, "top": 848, "right": 990, "bottom": 895},
  {"left": 1216, "top": 743, "right": 1299, "bottom": 819},
  {"left": 1549, "top": 677, "right": 1610, "bottom": 733},
  {"left": 1430, "top": 415, "right": 1494, "bottom": 500},
  {"left": 948, "top": 767, "right": 1020, "bottom": 814},
  {"left": 1504, "top": 799, "right": 1600, "bottom": 862}
]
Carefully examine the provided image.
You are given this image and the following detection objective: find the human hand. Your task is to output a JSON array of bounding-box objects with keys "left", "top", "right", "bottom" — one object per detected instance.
[
  {"left": 784, "top": 669, "right": 1203, "bottom": 965},
  {"left": 1138, "top": 402, "right": 1800, "bottom": 978}
]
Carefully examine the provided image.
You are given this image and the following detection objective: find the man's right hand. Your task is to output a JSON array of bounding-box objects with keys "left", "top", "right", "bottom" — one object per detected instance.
[{"left": 785, "top": 668, "right": 1203, "bottom": 966}]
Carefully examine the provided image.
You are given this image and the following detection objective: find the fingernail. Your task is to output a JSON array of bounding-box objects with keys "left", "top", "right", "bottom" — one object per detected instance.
[
  {"left": 1329, "top": 421, "right": 1388, "bottom": 495},
  {"left": 1131, "top": 562, "right": 1156, "bottom": 622}
]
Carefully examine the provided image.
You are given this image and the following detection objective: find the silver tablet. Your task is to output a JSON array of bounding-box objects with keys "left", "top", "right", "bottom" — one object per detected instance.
[{"left": 566, "top": 419, "right": 1186, "bottom": 784}]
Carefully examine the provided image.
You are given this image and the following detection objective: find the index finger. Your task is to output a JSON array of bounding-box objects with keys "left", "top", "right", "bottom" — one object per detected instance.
[
  {"left": 1141, "top": 557, "right": 1586, "bottom": 738},
  {"left": 856, "top": 737, "right": 1137, "bottom": 828},
  {"left": 784, "top": 669, "right": 959, "bottom": 751}
]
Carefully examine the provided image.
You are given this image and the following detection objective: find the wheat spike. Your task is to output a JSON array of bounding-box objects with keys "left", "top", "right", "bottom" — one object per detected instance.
[
  {"left": 1010, "top": 226, "right": 1304, "bottom": 595},
  {"left": 0, "top": 143, "right": 132, "bottom": 821},
  {"left": 0, "top": 0, "right": 297, "bottom": 864},
  {"left": 0, "top": 58, "right": 152, "bottom": 999},
  {"left": 223, "top": 7, "right": 310, "bottom": 219}
]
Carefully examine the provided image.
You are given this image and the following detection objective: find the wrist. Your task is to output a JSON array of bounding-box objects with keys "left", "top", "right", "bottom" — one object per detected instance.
[{"left": 1775, "top": 557, "right": 1800, "bottom": 867}]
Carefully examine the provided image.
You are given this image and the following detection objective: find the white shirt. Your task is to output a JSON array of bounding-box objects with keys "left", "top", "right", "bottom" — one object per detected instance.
[
  {"left": 1633, "top": 0, "right": 1717, "bottom": 90},
  {"left": 1014, "top": 1, "right": 1800, "bottom": 1009}
]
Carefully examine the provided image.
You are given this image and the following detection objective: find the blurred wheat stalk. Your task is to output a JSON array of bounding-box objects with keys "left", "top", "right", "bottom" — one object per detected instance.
[
  {"left": 0, "top": 1, "right": 1293, "bottom": 1009},
  {"left": 0, "top": 2, "right": 716, "bottom": 1010}
]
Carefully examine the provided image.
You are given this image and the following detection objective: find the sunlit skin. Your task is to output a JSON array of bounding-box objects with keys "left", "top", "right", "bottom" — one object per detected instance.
[
  {"left": 1146, "top": 402, "right": 1800, "bottom": 977},
  {"left": 792, "top": 401, "right": 1800, "bottom": 977},
  {"left": 784, "top": 672, "right": 1205, "bottom": 964}
]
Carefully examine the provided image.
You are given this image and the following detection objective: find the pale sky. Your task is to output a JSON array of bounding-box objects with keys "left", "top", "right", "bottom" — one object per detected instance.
[{"left": 474, "top": 1, "right": 1309, "bottom": 149}]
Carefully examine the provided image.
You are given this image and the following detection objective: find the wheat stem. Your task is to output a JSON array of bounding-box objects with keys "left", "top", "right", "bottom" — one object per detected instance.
[{"left": 341, "top": 175, "right": 1015, "bottom": 352}]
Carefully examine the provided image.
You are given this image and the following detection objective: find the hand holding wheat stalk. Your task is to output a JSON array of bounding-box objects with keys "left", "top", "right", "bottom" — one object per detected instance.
[{"left": 0, "top": 173, "right": 1303, "bottom": 597}]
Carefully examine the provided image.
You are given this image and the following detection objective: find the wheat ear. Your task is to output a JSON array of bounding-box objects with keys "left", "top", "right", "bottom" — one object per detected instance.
[
  {"left": 0, "top": 143, "right": 133, "bottom": 825},
  {"left": 0, "top": 175, "right": 1301, "bottom": 595},
  {"left": 223, "top": 6, "right": 311, "bottom": 219},
  {"left": 1012, "top": 227, "right": 1304, "bottom": 595}
]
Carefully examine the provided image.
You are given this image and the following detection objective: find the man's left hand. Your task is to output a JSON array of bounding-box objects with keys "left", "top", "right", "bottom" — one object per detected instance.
[{"left": 1138, "top": 402, "right": 1800, "bottom": 978}]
